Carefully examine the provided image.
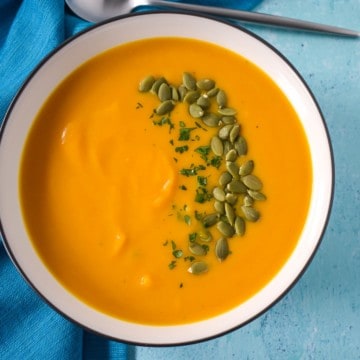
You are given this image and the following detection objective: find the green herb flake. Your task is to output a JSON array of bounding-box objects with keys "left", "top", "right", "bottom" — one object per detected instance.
[
  {"left": 153, "top": 116, "right": 175, "bottom": 132},
  {"left": 189, "top": 232, "right": 197, "bottom": 242},
  {"left": 178, "top": 127, "right": 196, "bottom": 141},
  {"left": 179, "top": 185, "right": 187, "bottom": 191},
  {"left": 168, "top": 260, "right": 177, "bottom": 269},
  {"left": 195, "top": 146, "right": 211, "bottom": 156},
  {"left": 171, "top": 240, "right": 177, "bottom": 250},
  {"left": 175, "top": 145, "right": 189, "bottom": 154},
  {"left": 197, "top": 175, "right": 208, "bottom": 187},
  {"left": 184, "top": 256, "right": 196, "bottom": 262},
  {"left": 195, "top": 187, "right": 212, "bottom": 203},
  {"left": 179, "top": 121, "right": 186, "bottom": 127},
  {"left": 194, "top": 210, "right": 204, "bottom": 221},
  {"left": 180, "top": 164, "right": 206, "bottom": 177},
  {"left": 184, "top": 215, "right": 191, "bottom": 225},
  {"left": 202, "top": 244, "right": 210, "bottom": 254},
  {"left": 173, "top": 249, "right": 183, "bottom": 258},
  {"left": 210, "top": 155, "right": 222, "bottom": 169}
]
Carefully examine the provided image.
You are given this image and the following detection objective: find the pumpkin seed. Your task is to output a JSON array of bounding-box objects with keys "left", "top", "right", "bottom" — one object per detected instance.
[
  {"left": 225, "top": 193, "right": 238, "bottom": 205},
  {"left": 216, "top": 89, "right": 227, "bottom": 108},
  {"left": 243, "top": 195, "right": 254, "bottom": 207},
  {"left": 226, "top": 161, "right": 239, "bottom": 179},
  {"left": 202, "top": 213, "right": 219, "bottom": 227},
  {"left": 207, "top": 87, "right": 219, "bottom": 97},
  {"left": 218, "top": 124, "right": 233, "bottom": 140},
  {"left": 247, "top": 189, "right": 267, "bottom": 201},
  {"left": 225, "top": 202, "right": 236, "bottom": 226},
  {"left": 183, "top": 72, "right": 197, "bottom": 90},
  {"left": 178, "top": 84, "right": 187, "bottom": 101},
  {"left": 229, "top": 123, "right": 240, "bottom": 143},
  {"left": 151, "top": 77, "right": 166, "bottom": 94},
  {"left": 155, "top": 100, "right": 174, "bottom": 115},
  {"left": 210, "top": 136, "right": 224, "bottom": 156},
  {"left": 202, "top": 113, "right": 220, "bottom": 127},
  {"left": 234, "top": 136, "right": 247, "bottom": 156},
  {"left": 241, "top": 206, "right": 260, "bottom": 222},
  {"left": 197, "top": 95, "right": 211, "bottom": 109},
  {"left": 234, "top": 216, "right": 246, "bottom": 236},
  {"left": 188, "top": 261, "right": 208, "bottom": 275},
  {"left": 158, "top": 82, "right": 171, "bottom": 101},
  {"left": 241, "top": 174, "right": 263, "bottom": 191},
  {"left": 225, "top": 148, "right": 238, "bottom": 162},
  {"left": 214, "top": 200, "right": 225, "bottom": 214},
  {"left": 219, "top": 171, "right": 232, "bottom": 187},
  {"left": 197, "top": 78, "right": 215, "bottom": 91},
  {"left": 170, "top": 85, "right": 179, "bottom": 101},
  {"left": 139, "top": 75, "right": 155, "bottom": 92},
  {"left": 215, "top": 237, "right": 229, "bottom": 262},
  {"left": 199, "top": 230, "right": 212, "bottom": 242},
  {"left": 227, "top": 179, "right": 247, "bottom": 194},
  {"left": 223, "top": 140, "right": 233, "bottom": 154},
  {"left": 184, "top": 90, "right": 201, "bottom": 104},
  {"left": 189, "top": 242, "right": 207, "bottom": 256},
  {"left": 239, "top": 160, "right": 254, "bottom": 176},
  {"left": 217, "top": 220, "right": 235, "bottom": 237},
  {"left": 221, "top": 116, "right": 236, "bottom": 125},
  {"left": 213, "top": 187, "right": 226, "bottom": 202},
  {"left": 189, "top": 103, "right": 204, "bottom": 118},
  {"left": 218, "top": 107, "right": 237, "bottom": 116}
]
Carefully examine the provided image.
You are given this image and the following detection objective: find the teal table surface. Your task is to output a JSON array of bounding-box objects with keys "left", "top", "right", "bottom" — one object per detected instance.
[{"left": 133, "top": 1, "right": 360, "bottom": 359}]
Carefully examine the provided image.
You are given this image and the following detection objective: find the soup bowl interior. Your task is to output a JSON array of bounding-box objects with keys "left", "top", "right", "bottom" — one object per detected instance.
[{"left": 0, "top": 12, "right": 333, "bottom": 345}]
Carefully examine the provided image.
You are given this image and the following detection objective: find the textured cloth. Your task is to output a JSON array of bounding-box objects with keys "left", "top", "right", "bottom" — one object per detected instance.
[{"left": 0, "top": 0, "right": 261, "bottom": 358}]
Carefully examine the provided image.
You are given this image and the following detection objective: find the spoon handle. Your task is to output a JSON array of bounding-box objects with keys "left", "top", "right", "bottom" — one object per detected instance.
[{"left": 148, "top": 0, "right": 360, "bottom": 37}]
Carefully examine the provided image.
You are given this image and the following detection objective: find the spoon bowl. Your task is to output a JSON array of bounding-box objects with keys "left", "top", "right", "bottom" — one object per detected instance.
[{"left": 65, "top": 0, "right": 359, "bottom": 36}]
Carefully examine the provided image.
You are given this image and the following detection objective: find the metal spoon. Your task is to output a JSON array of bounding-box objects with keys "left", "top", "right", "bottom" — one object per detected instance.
[{"left": 65, "top": 0, "right": 360, "bottom": 37}]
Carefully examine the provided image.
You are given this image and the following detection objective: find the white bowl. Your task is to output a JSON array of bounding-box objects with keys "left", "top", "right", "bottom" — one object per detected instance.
[{"left": 0, "top": 12, "right": 333, "bottom": 345}]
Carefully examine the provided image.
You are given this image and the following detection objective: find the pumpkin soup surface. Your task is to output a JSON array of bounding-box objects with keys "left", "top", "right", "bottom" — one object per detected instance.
[{"left": 20, "top": 37, "right": 312, "bottom": 325}]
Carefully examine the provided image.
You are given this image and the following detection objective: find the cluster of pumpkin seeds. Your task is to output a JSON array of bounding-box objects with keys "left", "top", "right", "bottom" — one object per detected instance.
[{"left": 138, "top": 72, "right": 266, "bottom": 275}]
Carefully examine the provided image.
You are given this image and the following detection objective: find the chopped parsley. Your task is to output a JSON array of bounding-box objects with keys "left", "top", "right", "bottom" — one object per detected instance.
[
  {"left": 175, "top": 145, "right": 189, "bottom": 153},
  {"left": 178, "top": 127, "right": 196, "bottom": 141},
  {"left": 172, "top": 249, "right": 183, "bottom": 258},
  {"left": 184, "top": 215, "right": 191, "bottom": 225},
  {"left": 153, "top": 116, "right": 174, "bottom": 132},
  {"left": 184, "top": 255, "right": 196, "bottom": 262},
  {"left": 209, "top": 155, "right": 222, "bottom": 169},
  {"left": 197, "top": 175, "right": 208, "bottom": 187},
  {"left": 195, "top": 145, "right": 211, "bottom": 157},
  {"left": 180, "top": 164, "right": 206, "bottom": 177},
  {"left": 195, "top": 187, "right": 212, "bottom": 203},
  {"left": 188, "top": 232, "right": 197, "bottom": 242}
]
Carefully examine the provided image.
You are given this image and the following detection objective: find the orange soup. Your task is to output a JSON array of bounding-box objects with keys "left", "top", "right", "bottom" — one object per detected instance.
[{"left": 20, "top": 37, "right": 312, "bottom": 325}]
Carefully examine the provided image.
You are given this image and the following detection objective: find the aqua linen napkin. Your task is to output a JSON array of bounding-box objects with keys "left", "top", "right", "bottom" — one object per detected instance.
[{"left": 0, "top": 0, "right": 261, "bottom": 358}]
